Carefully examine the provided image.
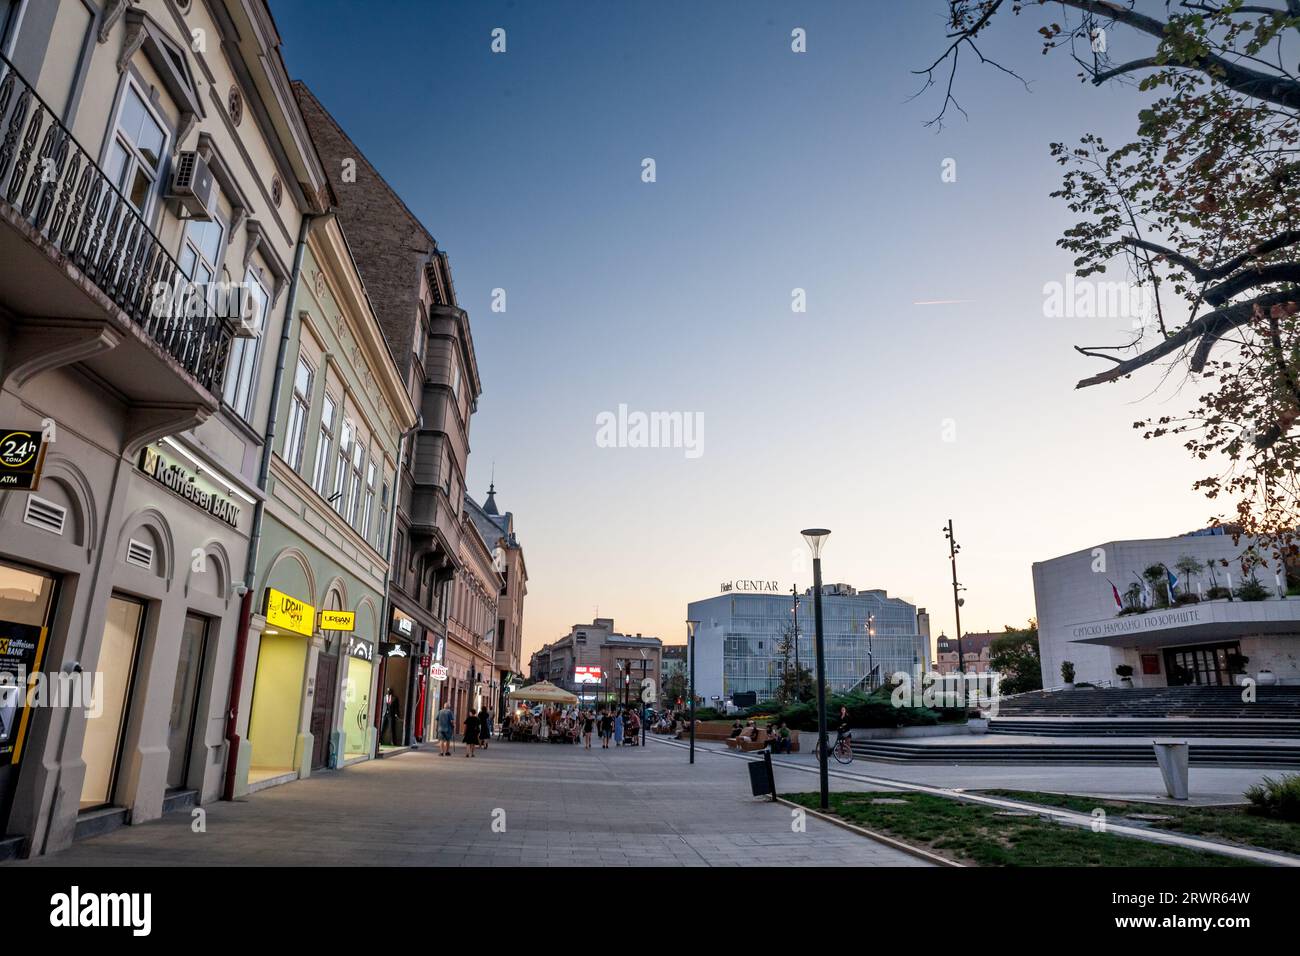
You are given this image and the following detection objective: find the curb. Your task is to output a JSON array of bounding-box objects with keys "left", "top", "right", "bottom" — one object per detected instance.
[{"left": 774, "top": 797, "right": 964, "bottom": 868}]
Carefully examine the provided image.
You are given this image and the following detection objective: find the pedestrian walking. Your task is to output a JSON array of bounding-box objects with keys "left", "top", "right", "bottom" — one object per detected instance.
[
  {"left": 614, "top": 709, "right": 624, "bottom": 746},
  {"left": 599, "top": 710, "right": 613, "bottom": 748},
  {"left": 478, "top": 706, "right": 491, "bottom": 749},
  {"left": 436, "top": 702, "right": 454, "bottom": 756},
  {"left": 463, "top": 709, "right": 481, "bottom": 757},
  {"left": 582, "top": 710, "right": 594, "bottom": 749}
]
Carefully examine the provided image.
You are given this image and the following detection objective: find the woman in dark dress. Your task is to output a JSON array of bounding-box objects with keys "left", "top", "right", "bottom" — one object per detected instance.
[{"left": 463, "top": 710, "right": 481, "bottom": 757}]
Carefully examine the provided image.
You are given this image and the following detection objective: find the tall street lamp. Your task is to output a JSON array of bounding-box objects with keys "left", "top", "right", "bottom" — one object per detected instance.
[
  {"left": 801, "top": 528, "right": 831, "bottom": 810},
  {"left": 944, "top": 520, "right": 967, "bottom": 675},
  {"left": 686, "top": 619, "right": 699, "bottom": 764}
]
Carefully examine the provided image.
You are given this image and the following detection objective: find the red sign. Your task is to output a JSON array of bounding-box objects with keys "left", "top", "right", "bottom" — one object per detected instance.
[
  {"left": 430, "top": 663, "right": 448, "bottom": 681},
  {"left": 574, "top": 665, "right": 603, "bottom": 684}
]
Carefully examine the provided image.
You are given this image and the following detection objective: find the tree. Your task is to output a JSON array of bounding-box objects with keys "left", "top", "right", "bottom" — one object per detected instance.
[
  {"left": 661, "top": 661, "right": 687, "bottom": 705},
  {"left": 921, "top": 1, "right": 1300, "bottom": 568},
  {"left": 776, "top": 664, "right": 817, "bottom": 705},
  {"left": 1175, "top": 554, "right": 1204, "bottom": 592},
  {"left": 989, "top": 620, "right": 1042, "bottom": 694}
]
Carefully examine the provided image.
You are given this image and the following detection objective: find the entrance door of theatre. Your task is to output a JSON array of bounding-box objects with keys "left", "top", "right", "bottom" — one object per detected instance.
[{"left": 1163, "top": 642, "right": 1241, "bottom": 686}]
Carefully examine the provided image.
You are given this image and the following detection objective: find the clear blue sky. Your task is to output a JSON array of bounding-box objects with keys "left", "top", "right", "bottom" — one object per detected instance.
[{"left": 273, "top": 1, "right": 1218, "bottom": 654}]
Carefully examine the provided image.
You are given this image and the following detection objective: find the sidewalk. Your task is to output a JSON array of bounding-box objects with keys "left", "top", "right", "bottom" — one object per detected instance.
[{"left": 8, "top": 738, "right": 929, "bottom": 867}]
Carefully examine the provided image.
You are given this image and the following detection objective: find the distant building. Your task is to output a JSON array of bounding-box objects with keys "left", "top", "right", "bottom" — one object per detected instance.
[
  {"left": 934, "top": 632, "right": 998, "bottom": 675},
  {"left": 687, "top": 584, "right": 926, "bottom": 704},
  {"left": 1033, "top": 530, "right": 1299, "bottom": 688},
  {"left": 467, "top": 484, "right": 528, "bottom": 714},
  {"left": 528, "top": 619, "right": 662, "bottom": 708}
]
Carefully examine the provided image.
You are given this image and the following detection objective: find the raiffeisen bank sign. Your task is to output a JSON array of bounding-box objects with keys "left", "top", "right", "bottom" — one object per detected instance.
[{"left": 720, "top": 580, "right": 781, "bottom": 593}]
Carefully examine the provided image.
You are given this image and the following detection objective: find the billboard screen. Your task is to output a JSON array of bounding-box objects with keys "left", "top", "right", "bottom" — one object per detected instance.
[{"left": 573, "top": 665, "right": 603, "bottom": 684}]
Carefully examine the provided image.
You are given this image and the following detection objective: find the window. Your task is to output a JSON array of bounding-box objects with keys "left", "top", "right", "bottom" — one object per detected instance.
[
  {"left": 283, "top": 355, "right": 313, "bottom": 471},
  {"left": 312, "top": 393, "right": 336, "bottom": 495},
  {"left": 179, "top": 213, "right": 225, "bottom": 285},
  {"left": 361, "top": 458, "right": 376, "bottom": 540},
  {"left": 222, "top": 270, "right": 269, "bottom": 419},
  {"left": 333, "top": 417, "right": 353, "bottom": 515},
  {"left": 450, "top": 357, "right": 461, "bottom": 403},
  {"left": 377, "top": 477, "right": 391, "bottom": 550},
  {"left": 346, "top": 436, "right": 365, "bottom": 526},
  {"left": 106, "top": 82, "right": 167, "bottom": 216}
]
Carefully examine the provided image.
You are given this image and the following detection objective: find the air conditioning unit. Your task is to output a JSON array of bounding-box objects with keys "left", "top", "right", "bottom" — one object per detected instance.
[{"left": 169, "top": 150, "right": 215, "bottom": 220}]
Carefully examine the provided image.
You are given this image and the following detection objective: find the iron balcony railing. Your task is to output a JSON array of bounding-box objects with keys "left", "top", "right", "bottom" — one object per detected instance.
[{"left": 0, "top": 51, "right": 233, "bottom": 395}]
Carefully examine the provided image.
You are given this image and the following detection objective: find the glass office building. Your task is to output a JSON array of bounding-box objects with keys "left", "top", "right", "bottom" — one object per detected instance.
[{"left": 687, "top": 585, "right": 927, "bottom": 704}]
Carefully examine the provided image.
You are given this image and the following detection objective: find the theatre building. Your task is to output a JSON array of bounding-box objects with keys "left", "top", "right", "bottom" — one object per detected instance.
[
  {"left": 0, "top": 1, "right": 328, "bottom": 857},
  {"left": 228, "top": 213, "right": 415, "bottom": 792},
  {"left": 1033, "top": 530, "right": 1300, "bottom": 689}
]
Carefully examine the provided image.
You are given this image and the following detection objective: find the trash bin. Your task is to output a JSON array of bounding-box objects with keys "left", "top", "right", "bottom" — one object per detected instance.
[
  {"left": 1152, "top": 739, "right": 1189, "bottom": 800},
  {"left": 747, "top": 750, "right": 775, "bottom": 799}
]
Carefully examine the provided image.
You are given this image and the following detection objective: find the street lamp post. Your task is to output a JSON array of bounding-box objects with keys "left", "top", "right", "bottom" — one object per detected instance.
[
  {"left": 686, "top": 620, "right": 699, "bottom": 764},
  {"left": 802, "top": 528, "right": 831, "bottom": 810},
  {"left": 866, "top": 613, "right": 875, "bottom": 691},
  {"left": 790, "top": 584, "right": 801, "bottom": 700},
  {"left": 944, "top": 519, "right": 967, "bottom": 675}
]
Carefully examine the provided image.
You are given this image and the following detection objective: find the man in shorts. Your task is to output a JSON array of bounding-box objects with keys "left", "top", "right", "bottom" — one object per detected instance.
[{"left": 436, "top": 702, "right": 454, "bottom": 755}]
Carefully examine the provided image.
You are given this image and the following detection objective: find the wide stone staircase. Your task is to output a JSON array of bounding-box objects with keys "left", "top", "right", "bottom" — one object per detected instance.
[{"left": 848, "top": 686, "right": 1300, "bottom": 766}]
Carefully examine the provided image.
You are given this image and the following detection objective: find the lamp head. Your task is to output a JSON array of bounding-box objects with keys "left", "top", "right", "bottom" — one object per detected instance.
[
  {"left": 801, "top": 528, "right": 831, "bottom": 558},
  {"left": 686, "top": 619, "right": 699, "bottom": 640}
]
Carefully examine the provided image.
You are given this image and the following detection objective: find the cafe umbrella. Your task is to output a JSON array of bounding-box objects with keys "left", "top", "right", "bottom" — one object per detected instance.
[{"left": 506, "top": 681, "right": 578, "bottom": 705}]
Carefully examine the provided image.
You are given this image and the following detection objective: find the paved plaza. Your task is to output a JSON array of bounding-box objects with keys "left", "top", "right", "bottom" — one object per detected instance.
[{"left": 8, "top": 737, "right": 929, "bottom": 867}]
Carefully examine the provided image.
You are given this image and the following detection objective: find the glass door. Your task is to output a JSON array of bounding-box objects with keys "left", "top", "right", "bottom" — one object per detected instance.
[
  {"left": 165, "top": 614, "right": 208, "bottom": 791},
  {"left": 80, "top": 595, "right": 145, "bottom": 810}
]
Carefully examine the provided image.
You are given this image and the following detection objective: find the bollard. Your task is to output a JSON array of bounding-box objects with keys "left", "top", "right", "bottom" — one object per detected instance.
[{"left": 1152, "top": 739, "right": 1189, "bottom": 800}]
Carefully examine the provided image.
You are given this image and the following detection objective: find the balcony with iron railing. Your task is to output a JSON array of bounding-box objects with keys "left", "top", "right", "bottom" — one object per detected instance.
[{"left": 0, "top": 52, "right": 235, "bottom": 441}]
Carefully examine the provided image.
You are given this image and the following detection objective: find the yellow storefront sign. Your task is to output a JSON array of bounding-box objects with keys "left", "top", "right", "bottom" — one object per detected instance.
[
  {"left": 264, "top": 588, "right": 314, "bottom": 637},
  {"left": 320, "top": 610, "right": 355, "bottom": 632}
]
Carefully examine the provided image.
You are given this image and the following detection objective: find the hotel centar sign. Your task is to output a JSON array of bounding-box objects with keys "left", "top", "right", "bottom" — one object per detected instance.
[
  {"left": 265, "top": 588, "right": 314, "bottom": 637},
  {"left": 720, "top": 579, "right": 781, "bottom": 593}
]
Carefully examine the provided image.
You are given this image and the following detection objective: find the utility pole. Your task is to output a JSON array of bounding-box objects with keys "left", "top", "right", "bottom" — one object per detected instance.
[{"left": 944, "top": 519, "right": 966, "bottom": 675}]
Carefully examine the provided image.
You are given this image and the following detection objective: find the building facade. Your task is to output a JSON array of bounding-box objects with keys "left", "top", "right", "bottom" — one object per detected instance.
[
  {"left": 445, "top": 504, "right": 500, "bottom": 733},
  {"left": 294, "top": 82, "right": 483, "bottom": 748},
  {"left": 0, "top": 0, "right": 328, "bottom": 857},
  {"left": 230, "top": 216, "right": 415, "bottom": 792},
  {"left": 529, "top": 619, "right": 662, "bottom": 709},
  {"left": 686, "top": 584, "right": 926, "bottom": 704},
  {"left": 467, "top": 484, "right": 528, "bottom": 715},
  {"left": 934, "top": 631, "right": 997, "bottom": 675},
  {"left": 1033, "top": 529, "right": 1300, "bottom": 688}
]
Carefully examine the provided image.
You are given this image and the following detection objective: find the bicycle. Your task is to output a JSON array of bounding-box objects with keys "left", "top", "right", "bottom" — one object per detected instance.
[{"left": 813, "top": 732, "right": 854, "bottom": 765}]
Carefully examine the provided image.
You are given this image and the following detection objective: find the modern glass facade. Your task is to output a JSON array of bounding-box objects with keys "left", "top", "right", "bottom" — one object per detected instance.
[{"left": 688, "top": 588, "right": 923, "bottom": 702}]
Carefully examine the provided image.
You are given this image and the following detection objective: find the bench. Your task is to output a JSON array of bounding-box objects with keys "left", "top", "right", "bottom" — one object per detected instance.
[
  {"left": 724, "top": 729, "right": 802, "bottom": 753},
  {"left": 675, "top": 725, "right": 734, "bottom": 742}
]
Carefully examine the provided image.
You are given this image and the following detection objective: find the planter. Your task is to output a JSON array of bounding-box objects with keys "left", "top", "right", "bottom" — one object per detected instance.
[
  {"left": 1257, "top": 671, "right": 1278, "bottom": 686},
  {"left": 1120, "top": 677, "right": 1133, "bottom": 687}
]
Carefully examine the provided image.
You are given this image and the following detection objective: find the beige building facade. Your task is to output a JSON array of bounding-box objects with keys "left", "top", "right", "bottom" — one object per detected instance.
[{"left": 0, "top": 0, "right": 328, "bottom": 857}]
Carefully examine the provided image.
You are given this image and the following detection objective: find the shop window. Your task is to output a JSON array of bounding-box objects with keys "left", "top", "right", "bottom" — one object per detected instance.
[{"left": 80, "top": 594, "right": 146, "bottom": 810}]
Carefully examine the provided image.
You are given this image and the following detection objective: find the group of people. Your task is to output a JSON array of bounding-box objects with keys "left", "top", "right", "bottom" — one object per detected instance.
[
  {"left": 727, "top": 718, "right": 795, "bottom": 752},
  {"left": 435, "top": 704, "right": 495, "bottom": 758},
  {"left": 498, "top": 704, "right": 648, "bottom": 748}
]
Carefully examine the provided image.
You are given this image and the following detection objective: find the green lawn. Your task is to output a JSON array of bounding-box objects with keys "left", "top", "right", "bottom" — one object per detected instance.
[
  {"left": 783, "top": 791, "right": 1260, "bottom": 867},
  {"left": 983, "top": 790, "right": 1300, "bottom": 857}
]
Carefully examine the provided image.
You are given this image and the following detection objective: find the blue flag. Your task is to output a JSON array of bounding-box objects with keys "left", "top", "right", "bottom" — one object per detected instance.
[{"left": 1166, "top": 566, "right": 1179, "bottom": 600}]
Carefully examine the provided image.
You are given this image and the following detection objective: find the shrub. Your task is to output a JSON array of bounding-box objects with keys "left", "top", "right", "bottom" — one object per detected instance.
[
  {"left": 1205, "top": 586, "right": 1232, "bottom": 600},
  {"left": 1173, "top": 593, "right": 1201, "bottom": 606},
  {"left": 756, "top": 691, "right": 941, "bottom": 731},
  {"left": 1245, "top": 774, "right": 1300, "bottom": 822},
  {"left": 1115, "top": 664, "right": 1134, "bottom": 678},
  {"left": 1234, "top": 577, "right": 1272, "bottom": 601},
  {"left": 1060, "top": 660, "right": 1076, "bottom": 684}
]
